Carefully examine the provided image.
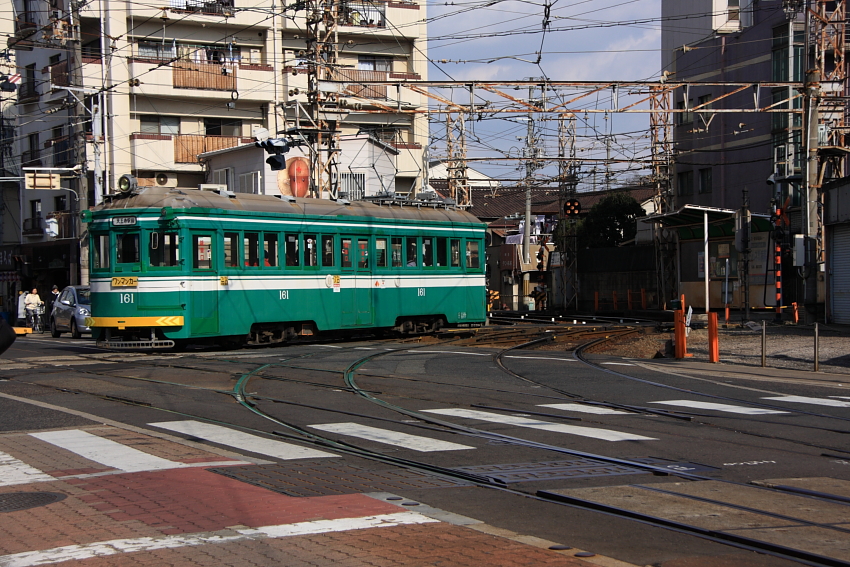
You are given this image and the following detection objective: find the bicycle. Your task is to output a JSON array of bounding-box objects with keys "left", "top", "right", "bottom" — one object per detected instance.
[{"left": 27, "top": 304, "right": 45, "bottom": 334}]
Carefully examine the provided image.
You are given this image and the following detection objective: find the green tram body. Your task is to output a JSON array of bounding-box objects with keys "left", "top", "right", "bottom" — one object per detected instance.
[{"left": 84, "top": 187, "right": 487, "bottom": 349}]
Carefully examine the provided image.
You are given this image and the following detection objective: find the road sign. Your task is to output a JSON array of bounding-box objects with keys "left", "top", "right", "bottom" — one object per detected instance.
[{"left": 24, "top": 173, "right": 60, "bottom": 190}]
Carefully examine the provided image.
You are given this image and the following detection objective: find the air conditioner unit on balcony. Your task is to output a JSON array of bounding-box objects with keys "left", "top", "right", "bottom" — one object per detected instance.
[{"left": 155, "top": 172, "right": 178, "bottom": 187}]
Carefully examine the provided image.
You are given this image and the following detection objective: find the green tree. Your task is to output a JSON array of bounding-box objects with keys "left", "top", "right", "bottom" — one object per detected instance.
[{"left": 577, "top": 192, "right": 646, "bottom": 248}]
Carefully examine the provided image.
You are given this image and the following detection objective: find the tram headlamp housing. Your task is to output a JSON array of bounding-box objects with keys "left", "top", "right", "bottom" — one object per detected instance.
[
  {"left": 79, "top": 210, "right": 93, "bottom": 223},
  {"left": 160, "top": 206, "right": 174, "bottom": 221},
  {"left": 117, "top": 174, "right": 138, "bottom": 194}
]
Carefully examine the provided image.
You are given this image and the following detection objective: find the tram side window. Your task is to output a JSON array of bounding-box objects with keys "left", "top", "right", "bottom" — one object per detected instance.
[
  {"left": 304, "top": 234, "right": 318, "bottom": 267},
  {"left": 450, "top": 239, "right": 461, "bottom": 267},
  {"left": 285, "top": 234, "right": 300, "bottom": 267},
  {"left": 422, "top": 237, "right": 434, "bottom": 267},
  {"left": 93, "top": 234, "right": 110, "bottom": 270},
  {"left": 376, "top": 238, "right": 388, "bottom": 267},
  {"left": 391, "top": 237, "right": 402, "bottom": 267},
  {"left": 405, "top": 237, "right": 417, "bottom": 267},
  {"left": 264, "top": 234, "right": 278, "bottom": 267},
  {"left": 321, "top": 235, "right": 335, "bottom": 266},
  {"left": 223, "top": 232, "right": 239, "bottom": 267},
  {"left": 244, "top": 233, "right": 260, "bottom": 267},
  {"left": 357, "top": 238, "right": 369, "bottom": 269},
  {"left": 436, "top": 238, "right": 447, "bottom": 267},
  {"left": 341, "top": 238, "right": 352, "bottom": 268},
  {"left": 116, "top": 232, "right": 140, "bottom": 264},
  {"left": 466, "top": 240, "right": 480, "bottom": 269},
  {"left": 149, "top": 231, "right": 180, "bottom": 267},
  {"left": 193, "top": 235, "right": 213, "bottom": 269}
]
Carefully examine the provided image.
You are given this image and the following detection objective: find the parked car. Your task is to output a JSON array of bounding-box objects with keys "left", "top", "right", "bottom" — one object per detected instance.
[{"left": 50, "top": 286, "right": 91, "bottom": 339}]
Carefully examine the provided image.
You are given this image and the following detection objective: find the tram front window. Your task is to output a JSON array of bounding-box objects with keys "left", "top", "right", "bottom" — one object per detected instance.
[
  {"left": 93, "top": 234, "right": 110, "bottom": 270},
  {"left": 116, "top": 232, "right": 140, "bottom": 264}
]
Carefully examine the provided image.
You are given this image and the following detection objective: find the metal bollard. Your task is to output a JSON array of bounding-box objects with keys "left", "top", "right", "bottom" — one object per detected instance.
[
  {"left": 761, "top": 323, "right": 766, "bottom": 368},
  {"left": 814, "top": 322, "right": 819, "bottom": 372}
]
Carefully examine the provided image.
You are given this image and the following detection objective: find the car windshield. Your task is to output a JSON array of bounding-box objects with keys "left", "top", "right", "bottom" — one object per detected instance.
[{"left": 77, "top": 289, "right": 91, "bottom": 305}]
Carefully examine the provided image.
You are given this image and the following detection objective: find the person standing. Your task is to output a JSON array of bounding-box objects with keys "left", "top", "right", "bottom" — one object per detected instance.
[
  {"left": 47, "top": 285, "right": 60, "bottom": 315},
  {"left": 16, "top": 290, "right": 27, "bottom": 326}
]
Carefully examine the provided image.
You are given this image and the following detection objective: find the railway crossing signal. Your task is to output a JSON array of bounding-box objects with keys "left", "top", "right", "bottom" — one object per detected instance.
[
  {"left": 256, "top": 139, "right": 290, "bottom": 171},
  {"left": 536, "top": 247, "right": 545, "bottom": 271},
  {"left": 564, "top": 198, "right": 581, "bottom": 216}
]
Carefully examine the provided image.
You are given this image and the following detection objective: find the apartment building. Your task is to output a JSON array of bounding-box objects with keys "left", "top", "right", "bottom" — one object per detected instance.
[{"left": 6, "top": 0, "right": 428, "bottom": 292}]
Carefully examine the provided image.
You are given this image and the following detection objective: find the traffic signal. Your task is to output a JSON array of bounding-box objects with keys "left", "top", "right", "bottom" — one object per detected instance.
[
  {"left": 266, "top": 154, "right": 287, "bottom": 171},
  {"left": 564, "top": 198, "right": 581, "bottom": 216},
  {"left": 536, "top": 247, "right": 545, "bottom": 271}
]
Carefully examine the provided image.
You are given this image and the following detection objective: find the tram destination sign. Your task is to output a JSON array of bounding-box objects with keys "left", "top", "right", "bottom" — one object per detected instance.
[{"left": 112, "top": 216, "right": 137, "bottom": 226}]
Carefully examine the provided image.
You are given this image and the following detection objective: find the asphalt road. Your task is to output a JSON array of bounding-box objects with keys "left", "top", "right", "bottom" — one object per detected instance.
[{"left": 2, "top": 332, "right": 848, "bottom": 567}]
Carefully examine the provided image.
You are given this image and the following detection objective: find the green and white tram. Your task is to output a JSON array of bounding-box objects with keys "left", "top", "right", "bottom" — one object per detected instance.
[{"left": 83, "top": 186, "right": 487, "bottom": 349}]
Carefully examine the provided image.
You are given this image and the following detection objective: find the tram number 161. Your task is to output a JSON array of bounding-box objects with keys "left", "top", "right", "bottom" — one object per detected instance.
[
  {"left": 119, "top": 293, "right": 134, "bottom": 304},
  {"left": 417, "top": 288, "right": 426, "bottom": 297}
]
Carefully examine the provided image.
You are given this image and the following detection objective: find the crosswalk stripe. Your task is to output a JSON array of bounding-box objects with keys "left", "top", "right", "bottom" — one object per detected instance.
[
  {"left": 538, "top": 403, "right": 631, "bottom": 415},
  {"left": 0, "top": 451, "right": 54, "bottom": 487},
  {"left": 421, "top": 409, "right": 657, "bottom": 442},
  {"left": 649, "top": 400, "right": 789, "bottom": 415},
  {"left": 761, "top": 395, "right": 850, "bottom": 408},
  {"left": 149, "top": 421, "right": 338, "bottom": 460},
  {"left": 308, "top": 423, "right": 474, "bottom": 452},
  {"left": 30, "top": 430, "right": 188, "bottom": 473}
]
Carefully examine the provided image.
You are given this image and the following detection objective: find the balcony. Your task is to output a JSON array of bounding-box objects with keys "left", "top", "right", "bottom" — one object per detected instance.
[
  {"left": 329, "top": 69, "right": 387, "bottom": 99},
  {"left": 50, "top": 136, "right": 71, "bottom": 167},
  {"left": 46, "top": 211, "right": 76, "bottom": 239},
  {"left": 170, "top": 0, "right": 234, "bottom": 16},
  {"left": 14, "top": 15, "right": 37, "bottom": 37},
  {"left": 47, "top": 61, "right": 70, "bottom": 88},
  {"left": 340, "top": 1, "right": 386, "bottom": 28},
  {"left": 174, "top": 134, "right": 251, "bottom": 163},
  {"left": 23, "top": 217, "right": 43, "bottom": 236},
  {"left": 18, "top": 83, "right": 38, "bottom": 103},
  {"left": 22, "top": 149, "right": 41, "bottom": 168},
  {"left": 173, "top": 61, "right": 237, "bottom": 91}
]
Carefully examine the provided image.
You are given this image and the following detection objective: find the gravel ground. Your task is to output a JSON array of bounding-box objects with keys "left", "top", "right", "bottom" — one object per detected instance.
[{"left": 581, "top": 323, "right": 850, "bottom": 375}]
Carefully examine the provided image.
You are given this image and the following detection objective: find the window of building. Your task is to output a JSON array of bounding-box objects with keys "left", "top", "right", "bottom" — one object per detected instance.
[
  {"left": 137, "top": 41, "right": 176, "bottom": 61},
  {"left": 140, "top": 115, "right": 179, "bottom": 135},
  {"left": 54, "top": 195, "right": 66, "bottom": 211},
  {"left": 358, "top": 55, "right": 391, "bottom": 72},
  {"left": 30, "top": 199, "right": 41, "bottom": 219},
  {"left": 204, "top": 118, "right": 241, "bottom": 137},
  {"left": 238, "top": 171, "right": 261, "bottom": 194},
  {"left": 698, "top": 168, "right": 712, "bottom": 194},
  {"left": 677, "top": 170, "right": 694, "bottom": 196},
  {"left": 676, "top": 100, "right": 692, "bottom": 125},
  {"left": 211, "top": 168, "right": 232, "bottom": 187}
]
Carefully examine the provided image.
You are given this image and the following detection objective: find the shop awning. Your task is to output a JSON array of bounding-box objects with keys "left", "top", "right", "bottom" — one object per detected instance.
[{"left": 642, "top": 204, "right": 772, "bottom": 240}]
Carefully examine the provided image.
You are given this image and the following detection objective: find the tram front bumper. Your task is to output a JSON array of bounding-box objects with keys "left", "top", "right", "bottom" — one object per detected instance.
[{"left": 85, "top": 316, "right": 184, "bottom": 330}]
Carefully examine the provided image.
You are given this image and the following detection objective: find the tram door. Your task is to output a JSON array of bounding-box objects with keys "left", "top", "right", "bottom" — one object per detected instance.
[
  {"left": 190, "top": 233, "right": 219, "bottom": 335},
  {"left": 341, "top": 237, "right": 373, "bottom": 327}
]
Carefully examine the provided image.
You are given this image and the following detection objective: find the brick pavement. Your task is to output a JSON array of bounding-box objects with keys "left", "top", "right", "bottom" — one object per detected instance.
[{"left": 0, "top": 424, "right": 628, "bottom": 567}]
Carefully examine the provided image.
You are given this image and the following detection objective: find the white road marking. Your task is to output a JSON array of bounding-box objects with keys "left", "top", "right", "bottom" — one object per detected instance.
[
  {"left": 504, "top": 356, "right": 576, "bottom": 362},
  {"left": 649, "top": 400, "right": 789, "bottom": 415},
  {"left": 148, "top": 421, "right": 338, "bottom": 460},
  {"left": 354, "top": 347, "right": 375, "bottom": 350},
  {"left": 29, "top": 430, "right": 188, "bottom": 473},
  {"left": 600, "top": 362, "right": 634, "bottom": 366},
  {"left": 538, "top": 403, "right": 631, "bottom": 415},
  {"left": 311, "top": 345, "right": 341, "bottom": 348},
  {"left": 308, "top": 423, "right": 474, "bottom": 452},
  {"left": 0, "top": 512, "right": 438, "bottom": 567},
  {"left": 0, "top": 451, "right": 54, "bottom": 487},
  {"left": 830, "top": 396, "right": 850, "bottom": 400},
  {"left": 761, "top": 395, "right": 850, "bottom": 408},
  {"left": 407, "top": 351, "right": 491, "bottom": 356},
  {"left": 421, "top": 409, "right": 657, "bottom": 441}
]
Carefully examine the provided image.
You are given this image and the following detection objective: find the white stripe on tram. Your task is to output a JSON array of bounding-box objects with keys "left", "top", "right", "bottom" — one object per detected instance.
[
  {"left": 649, "top": 400, "right": 789, "bottom": 415},
  {"left": 0, "top": 451, "right": 55, "bottom": 487},
  {"left": 761, "top": 395, "right": 850, "bottom": 408},
  {"left": 29, "top": 430, "right": 189, "bottom": 473},
  {"left": 421, "top": 409, "right": 657, "bottom": 442},
  {"left": 307, "top": 423, "right": 474, "bottom": 452},
  {"left": 148, "top": 421, "right": 338, "bottom": 460},
  {"left": 538, "top": 403, "right": 631, "bottom": 415},
  {"left": 0, "top": 512, "right": 438, "bottom": 567}
]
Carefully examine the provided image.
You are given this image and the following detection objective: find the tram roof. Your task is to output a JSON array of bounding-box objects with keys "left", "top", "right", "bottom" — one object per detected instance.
[{"left": 93, "top": 187, "right": 484, "bottom": 226}]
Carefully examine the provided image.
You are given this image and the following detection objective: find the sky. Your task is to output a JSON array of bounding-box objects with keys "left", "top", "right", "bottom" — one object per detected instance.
[{"left": 421, "top": 0, "right": 664, "bottom": 189}]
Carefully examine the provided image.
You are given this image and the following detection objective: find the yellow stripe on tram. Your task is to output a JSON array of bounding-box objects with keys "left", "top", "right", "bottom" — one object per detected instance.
[{"left": 86, "top": 316, "right": 185, "bottom": 330}]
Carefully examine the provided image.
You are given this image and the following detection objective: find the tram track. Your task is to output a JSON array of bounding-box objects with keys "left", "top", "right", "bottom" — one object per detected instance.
[{"left": 5, "top": 332, "right": 850, "bottom": 565}]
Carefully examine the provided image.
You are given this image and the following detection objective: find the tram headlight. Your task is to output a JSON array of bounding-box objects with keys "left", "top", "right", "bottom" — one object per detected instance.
[{"left": 117, "top": 174, "right": 138, "bottom": 194}]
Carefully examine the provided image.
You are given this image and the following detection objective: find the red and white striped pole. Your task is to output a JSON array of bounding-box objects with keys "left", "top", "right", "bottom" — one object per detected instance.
[{"left": 775, "top": 241, "right": 782, "bottom": 322}]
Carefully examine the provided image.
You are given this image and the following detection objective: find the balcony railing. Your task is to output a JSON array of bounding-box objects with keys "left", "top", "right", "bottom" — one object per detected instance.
[
  {"left": 170, "top": 0, "right": 234, "bottom": 16},
  {"left": 173, "top": 61, "right": 237, "bottom": 91},
  {"left": 15, "top": 15, "right": 37, "bottom": 36},
  {"left": 329, "top": 68, "right": 387, "bottom": 99},
  {"left": 51, "top": 136, "right": 71, "bottom": 167},
  {"left": 340, "top": 1, "right": 386, "bottom": 27},
  {"left": 48, "top": 61, "right": 70, "bottom": 87},
  {"left": 22, "top": 149, "right": 41, "bottom": 168},
  {"left": 23, "top": 217, "right": 43, "bottom": 236},
  {"left": 174, "top": 134, "right": 248, "bottom": 163},
  {"left": 18, "top": 83, "right": 38, "bottom": 102},
  {"left": 46, "top": 211, "right": 76, "bottom": 239}
]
